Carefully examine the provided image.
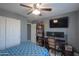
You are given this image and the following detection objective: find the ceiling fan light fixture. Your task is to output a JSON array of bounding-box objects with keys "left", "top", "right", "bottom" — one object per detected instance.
[
  {"left": 32, "top": 9, "right": 40, "bottom": 15},
  {"left": 36, "top": 3, "right": 40, "bottom": 7}
]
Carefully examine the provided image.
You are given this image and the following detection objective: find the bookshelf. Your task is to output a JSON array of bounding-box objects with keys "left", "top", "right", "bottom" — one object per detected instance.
[{"left": 36, "top": 22, "right": 44, "bottom": 46}]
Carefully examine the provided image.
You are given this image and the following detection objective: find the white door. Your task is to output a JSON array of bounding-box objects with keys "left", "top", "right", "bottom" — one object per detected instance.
[
  {"left": 31, "top": 24, "right": 36, "bottom": 44},
  {"left": 0, "top": 16, "right": 6, "bottom": 50},
  {"left": 6, "top": 18, "right": 20, "bottom": 48}
]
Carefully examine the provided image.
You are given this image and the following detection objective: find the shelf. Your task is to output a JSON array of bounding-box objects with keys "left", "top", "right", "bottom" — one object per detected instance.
[{"left": 36, "top": 22, "right": 44, "bottom": 46}]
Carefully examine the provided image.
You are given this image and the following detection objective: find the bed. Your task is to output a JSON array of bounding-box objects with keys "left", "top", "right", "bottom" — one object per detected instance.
[{"left": 0, "top": 41, "right": 49, "bottom": 56}]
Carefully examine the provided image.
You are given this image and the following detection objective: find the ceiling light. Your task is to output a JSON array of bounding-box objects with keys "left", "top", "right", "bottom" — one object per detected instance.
[
  {"left": 36, "top": 3, "right": 40, "bottom": 7},
  {"left": 32, "top": 9, "right": 40, "bottom": 15}
]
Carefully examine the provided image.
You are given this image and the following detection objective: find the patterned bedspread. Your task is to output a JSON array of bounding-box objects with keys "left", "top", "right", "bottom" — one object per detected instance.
[{"left": 0, "top": 41, "right": 49, "bottom": 56}]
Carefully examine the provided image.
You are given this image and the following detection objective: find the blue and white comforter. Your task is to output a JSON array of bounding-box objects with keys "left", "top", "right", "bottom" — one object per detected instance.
[{"left": 0, "top": 41, "right": 49, "bottom": 56}]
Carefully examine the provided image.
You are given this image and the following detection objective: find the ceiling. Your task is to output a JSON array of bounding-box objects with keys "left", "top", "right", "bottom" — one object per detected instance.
[{"left": 0, "top": 3, "right": 79, "bottom": 21}]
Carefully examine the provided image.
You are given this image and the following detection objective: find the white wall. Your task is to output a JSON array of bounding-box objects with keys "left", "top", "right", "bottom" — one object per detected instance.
[
  {"left": 0, "top": 8, "right": 30, "bottom": 43},
  {"left": 21, "top": 19, "right": 28, "bottom": 42},
  {"left": 0, "top": 16, "right": 6, "bottom": 50},
  {"left": 31, "top": 24, "right": 36, "bottom": 43},
  {"left": 42, "top": 11, "right": 78, "bottom": 50},
  {"left": 76, "top": 11, "right": 79, "bottom": 50}
]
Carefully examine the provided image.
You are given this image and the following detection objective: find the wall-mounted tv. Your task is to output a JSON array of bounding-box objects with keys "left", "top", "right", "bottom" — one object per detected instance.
[{"left": 50, "top": 17, "right": 68, "bottom": 28}]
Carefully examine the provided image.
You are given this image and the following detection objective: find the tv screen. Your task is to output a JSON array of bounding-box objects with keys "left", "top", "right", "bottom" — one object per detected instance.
[
  {"left": 50, "top": 17, "right": 68, "bottom": 28},
  {"left": 46, "top": 32, "right": 54, "bottom": 36},
  {"left": 46, "top": 32, "right": 64, "bottom": 38}
]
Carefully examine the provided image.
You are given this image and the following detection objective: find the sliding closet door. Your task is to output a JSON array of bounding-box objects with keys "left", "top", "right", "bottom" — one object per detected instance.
[
  {"left": 6, "top": 18, "right": 20, "bottom": 48},
  {"left": 0, "top": 16, "right": 6, "bottom": 50}
]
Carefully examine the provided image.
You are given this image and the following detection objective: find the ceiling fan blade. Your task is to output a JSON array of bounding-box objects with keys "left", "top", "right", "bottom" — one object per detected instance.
[
  {"left": 27, "top": 11, "right": 33, "bottom": 15},
  {"left": 20, "top": 4, "right": 32, "bottom": 9},
  {"left": 41, "top": 8, "right": 52, "bottom": 11}
]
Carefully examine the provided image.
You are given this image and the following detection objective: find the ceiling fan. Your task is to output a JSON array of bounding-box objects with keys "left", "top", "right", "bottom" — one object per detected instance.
[{"left": 20, "top": 3, "right": 52, "bottom": 16}]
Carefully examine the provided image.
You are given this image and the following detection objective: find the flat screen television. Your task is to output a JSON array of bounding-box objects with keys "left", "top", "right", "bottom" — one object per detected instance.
[
  {"left": 46, "top": 32, "right": 64, "bottom": 38},
  {"left": 46, "top": 32, "right": 54, "bottom": 36},
  {"left": 50, "top": 17, "right": 68, "bottom": 28}
]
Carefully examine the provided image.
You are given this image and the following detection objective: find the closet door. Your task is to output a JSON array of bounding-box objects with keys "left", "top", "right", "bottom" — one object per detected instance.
[
  {"left": 6, "top": 18, "right": 20, "bottom": 48},
  {"left": 0, "top": 16, "right": 6, "bottom": 50}
]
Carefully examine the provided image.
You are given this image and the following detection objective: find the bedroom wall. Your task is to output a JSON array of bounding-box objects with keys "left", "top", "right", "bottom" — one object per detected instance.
[
  {"left": 0, "top": 8, "right": 29, "bottom": 43},
  {"left": 31, "top": 24, "right": 36, "bottom": 43},
  {"left": 41, "top": 11, "right": 78, "bottom": 50},
  {"left": 76, "top": 11, "right": 79, "bottom": 51}
]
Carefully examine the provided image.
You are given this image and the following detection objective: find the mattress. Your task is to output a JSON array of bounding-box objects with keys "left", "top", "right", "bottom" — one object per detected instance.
[{"left": 0, "top": 41, "right": 49, "bottom": 56}]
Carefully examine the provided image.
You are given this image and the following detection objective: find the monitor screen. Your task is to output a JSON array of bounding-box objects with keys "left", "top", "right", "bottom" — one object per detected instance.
[{"left": 46, "top": 32, "right": 64, "bottom": 38}]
